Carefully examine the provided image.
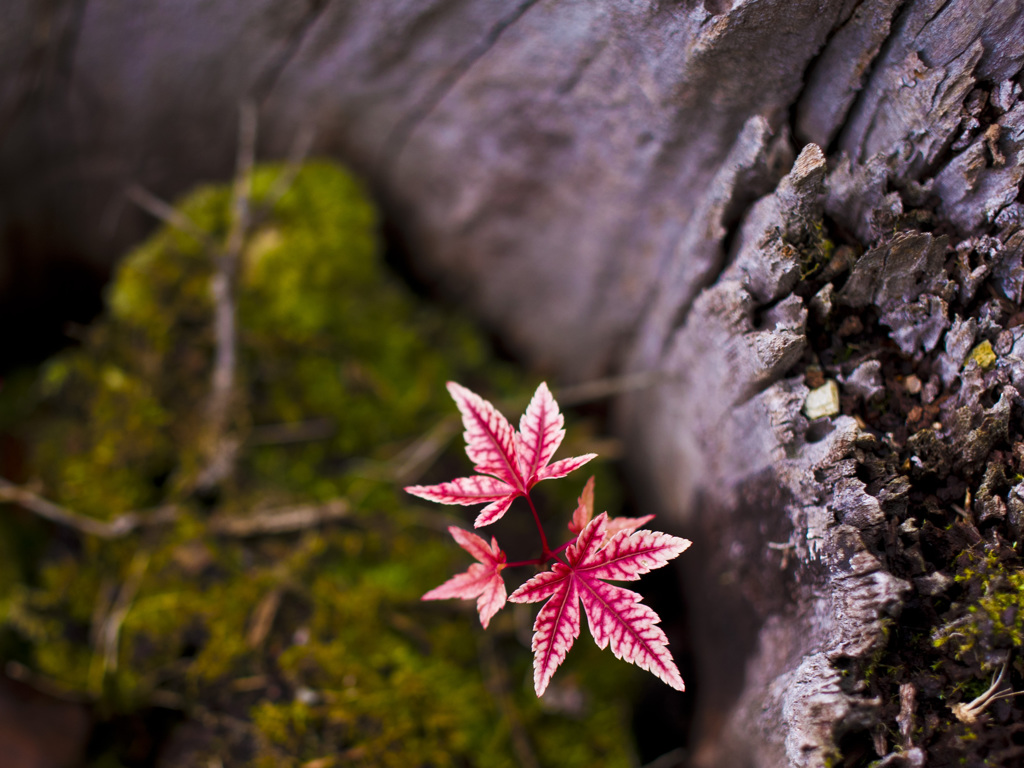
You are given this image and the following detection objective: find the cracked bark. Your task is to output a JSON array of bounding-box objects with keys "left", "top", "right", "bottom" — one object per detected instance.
[{"left": 2, "top": 0, "right": 1024, "bottom": 766}]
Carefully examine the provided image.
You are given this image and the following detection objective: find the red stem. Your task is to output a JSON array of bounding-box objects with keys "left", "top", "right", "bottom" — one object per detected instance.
[
  {"left": 524, "top": 492, "right": 551, "bottom": 557},
  {"left": 504, "top": 557, "right": 548, "bottom": 568},
  {"left": 549, "top": 538, "right": 574, "bottom": 557},
  {"left": 502, "top": 498, "right": 577, "bottom": 568}
]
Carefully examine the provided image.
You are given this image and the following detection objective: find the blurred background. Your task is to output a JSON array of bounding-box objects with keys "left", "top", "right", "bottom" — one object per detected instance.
[{"left": 0, "top": 3, "right": 693, "bottom": 767}]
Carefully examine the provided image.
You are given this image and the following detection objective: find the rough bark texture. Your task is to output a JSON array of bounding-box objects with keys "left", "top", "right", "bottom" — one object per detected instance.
[{"left": 3, "top": 1, "right": 1024, "bottom": 766}]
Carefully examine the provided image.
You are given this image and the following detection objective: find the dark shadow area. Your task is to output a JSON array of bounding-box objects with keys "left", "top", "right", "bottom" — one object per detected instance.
[
  {"left": 0, "top": 226, "right": 107, "bottom": 374},
  {"left": 86, "top": 707, "right": 186, "bottom": 768}
]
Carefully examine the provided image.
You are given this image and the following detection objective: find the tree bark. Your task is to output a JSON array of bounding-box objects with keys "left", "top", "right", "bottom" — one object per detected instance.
[{"left": 3, "top": 1, "right": 1024, "bottom": 766}]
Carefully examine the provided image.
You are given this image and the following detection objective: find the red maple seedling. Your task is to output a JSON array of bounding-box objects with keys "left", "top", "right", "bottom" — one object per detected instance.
[
  {"left": 407, "top": 381, "right": 691, "bottom": 697},
  {"left": 407, "top": 382, "right": 596, "bottom": 529}
]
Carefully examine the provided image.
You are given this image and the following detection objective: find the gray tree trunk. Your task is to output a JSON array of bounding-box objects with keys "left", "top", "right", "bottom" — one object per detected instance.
[{"left": 3, "top": 1, "right": 1024, "bottom": 766}]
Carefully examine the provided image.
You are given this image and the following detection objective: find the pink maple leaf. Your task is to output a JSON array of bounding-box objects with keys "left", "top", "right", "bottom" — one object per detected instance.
[
  {"left": 568, "top": 476, "right": 655, "bottom": 540},
  {"left": 405, "top": 382, "right": 596, "bottom": 527},
  {"left": 508, "top": 512, "right": 691, "bottom": 696},
  {"left": 422, "top": 526, "right": 508, "bottom": 629}
]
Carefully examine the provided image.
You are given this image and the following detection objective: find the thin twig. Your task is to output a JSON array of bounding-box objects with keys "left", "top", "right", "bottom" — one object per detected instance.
[
  {"left": 208, "top": 499, "right": 350, "bottom": 537},
  {"left": 257, "top": 125, "right": 316, "bottom": 216},
  {"left": 89, "top": 578, "right": 117, "bottom": 654},
  {"left": 209, "top": 100, "right": 257, "bottom": 427},
  {"left": 0, "top": 476, "right": 117, "bottom": 536},
  {"left": 199, "top": 100, "right": 258, "bottom": 491},
  {"left": 124, "top": 183, "right": 219, "bottom": 252},
  {"left": 99, "top": 550, "right": 150, "bottom": 678},
  {"left": 246, "top": 588, "right": 284, "bottom": 648},
  {"left": 767, "top": 540, "right": 795, "bottom": 569},
  {"left": 0, "top": 477, "right": 179, "bottom": 538},
  {"left": 391, "top": 416, "right": 460, "bottom": 485},
  {"left": 951, "top": 656, "right": 1024, "bottom": 723},
  {"left": 224, "top": 99, "right": 259, "bottom": 274},
  {"left": 0, "top": 476, "right": 352, "bottom": 539}
]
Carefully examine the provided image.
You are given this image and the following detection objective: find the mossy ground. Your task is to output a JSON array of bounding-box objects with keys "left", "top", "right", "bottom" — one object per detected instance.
[{"left": 0, "top": 162, "right": 640, "bottom": 767}]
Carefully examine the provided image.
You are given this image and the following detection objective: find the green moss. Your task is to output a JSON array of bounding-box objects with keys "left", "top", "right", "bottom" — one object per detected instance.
[
  {"left": 797, "top": 220, "right": 836, "bottom": 280},
  {"left": 0, "top": 162, "right": 636, "bottom": 766},
  {"left": 861, "top": 618, "right": 894, "bottom": 685},
  {"left": 932, "top": 550, "right": 1024, "bottom": 665}
]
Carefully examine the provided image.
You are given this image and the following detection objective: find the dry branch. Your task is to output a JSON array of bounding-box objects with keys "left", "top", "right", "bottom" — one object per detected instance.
[
  {"left": 258, "top": 125, "right": 316, "bottom": 216},
  {"left": 98, "top": 550, "right": 151, "bottom": 679},
  {"left": 0, "top": 477, "right": 178, "bottom": 538},
  {"left": 208, "top": 499, "right": 350, "bottom": 537},
  {"left": 390, "top": 415, "right": 460, "bottom": 485},
  {"left": 198, "top": 99, "right": 259, "bottom": 491},
  {"left": 124, "top": 183, "right": 218, "bottom": 251},
  {"left": 0, "top": 476, "right": 351, "bottom": 540}
]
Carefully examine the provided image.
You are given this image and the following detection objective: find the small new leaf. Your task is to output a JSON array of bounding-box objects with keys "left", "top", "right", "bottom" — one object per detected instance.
[
  {"left": 568, "top": 476, "right": 655, "bottom": 540},
  {"left": 406, "top": 382, "right": 595, "bottom": 527},
  {"left": 422, "top": 526, "right": 507, "bottom": 629},
  {"left": 509, "top": 513, "right": 690, "bottom": 696}
]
